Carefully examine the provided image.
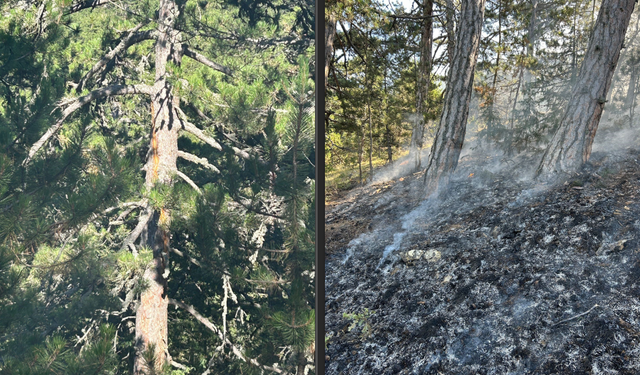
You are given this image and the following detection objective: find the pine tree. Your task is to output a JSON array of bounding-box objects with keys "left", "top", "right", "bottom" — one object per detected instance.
[
  {"left": 537, "top": 0, "right": 636, "bottom": 176},
  {"left": 0, "top": 0, "right": 314, "bottom": 374}
]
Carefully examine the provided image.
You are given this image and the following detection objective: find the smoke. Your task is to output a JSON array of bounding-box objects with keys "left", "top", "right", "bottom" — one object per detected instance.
[{"left": 341, "top": 73, "right": 640, "bottom": 272}]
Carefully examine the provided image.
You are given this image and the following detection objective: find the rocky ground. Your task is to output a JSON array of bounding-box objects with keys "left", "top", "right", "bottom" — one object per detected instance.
[{"left": 325, "top": 146, "right": 640, "bottom": 374}]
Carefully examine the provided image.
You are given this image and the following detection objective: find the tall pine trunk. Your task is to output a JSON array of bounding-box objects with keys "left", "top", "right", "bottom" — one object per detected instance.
[
  {"left": 423, "top": 0, "right": 485, "bottom": 195},
  {"left": 134, "top": 0, "right": 181, "bottom": 372},
  {"left": 409, "top": 0, "right": 433, "bottom": 171},
  {"left": 537, "top": 0, "right": 636, "bottom": 176}
]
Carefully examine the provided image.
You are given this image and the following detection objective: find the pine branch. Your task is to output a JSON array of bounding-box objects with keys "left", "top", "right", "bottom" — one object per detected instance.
[
  {"left": 177, "top": 151, "right": 220, "bottom": 174},
  {"left": 176, "top": 170, "right": 202, "bottom": 195},
  {"left": 65, "top": 0, "right": 112, "bottom": 15},
  {"left": 168, "top": 299, "right": 287, "bottom": 375},
  {"left": 77, "top": 25, "right": 157, "bottom": 92},
  {"left": 170, "top": 248, "right": 202, "bottom": 267},
  {"left": 230, "top": 196, "right": 284, "bottom": 220},
  {"left": 23, "top": 84, "right": 153, "bottom": 166},
  {"left": 182, "top": 45, "right": 234, "bottom": 76}
]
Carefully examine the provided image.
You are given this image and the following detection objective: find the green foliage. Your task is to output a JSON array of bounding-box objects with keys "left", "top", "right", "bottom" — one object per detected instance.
[
  {"left": 0, "top": 0, "right": 314, "bottom": 374},
  {"left": 342, "top": 308, "right": 374, "bottom": 338}
]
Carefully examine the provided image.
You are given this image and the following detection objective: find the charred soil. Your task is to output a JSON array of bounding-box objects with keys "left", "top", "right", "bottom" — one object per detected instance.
[{"left": 326, "top": 148, "right": 640, "bottom": 374}]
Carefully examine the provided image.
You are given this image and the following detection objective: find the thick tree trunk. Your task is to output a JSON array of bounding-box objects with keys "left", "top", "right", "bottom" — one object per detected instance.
[
  {"left": 537, "top": 0, "right": 636, "bottom": 176},
  {"left": 325, "top": 12, "right": 337, "bottom": 88},
  {"left": 423, "top": 0, "right": 485, "bottom": 195},
  {"left": 409, "top": 0, "right": 433, "bottom": 171},
  {"left": 134, "top": 0, "right": 182, "bottom": 373}
]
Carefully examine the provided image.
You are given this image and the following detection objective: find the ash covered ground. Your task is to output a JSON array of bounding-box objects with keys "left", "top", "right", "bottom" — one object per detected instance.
[{"left": 325, "top": 142, "right": 640, "bottom": 374}]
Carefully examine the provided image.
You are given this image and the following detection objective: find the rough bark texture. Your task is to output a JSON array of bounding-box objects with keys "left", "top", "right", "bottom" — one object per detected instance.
[
  {"left": 133, "top": 0, "right": 182, "bottom": 373},
  {"left": 537, "top": 0, "right": 636, "bottom": 177},
  {"left": 423, "top": 0, "right": 485, "bottom": 195},
  {"left": 409, "top": 0, "right": 433, "bottom": 171},
  {"left": 325, "top": 12, "right": 336, "bottom": 88}
]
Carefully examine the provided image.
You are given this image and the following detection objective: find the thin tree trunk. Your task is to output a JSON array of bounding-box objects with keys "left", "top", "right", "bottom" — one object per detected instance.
[
  {"left": 537, "top": 0, "right": 636, "bottom": 176},
  {"left": 507, "top": 56, "right": 525, "bottom": 155},
  {"left": 423, "top": 0, "right": 486, "bottom": 195},
  {"left": 571, "top": 1, "right": 578, "bottom": 82},
  {"left": 409, "top": 0, "right": 433, "bottom": 171},
  {"left": 358, "top": 130, "right": 363, "bottom": 184},
  {"left": 524, "top": 0, "right": 538, "bottom": 83},
  {"left": 445, "top": 0, "right": 455, "bottom": 65},
  {"left": 368, "top": 98, "right": 373, "bottom": 181},
  {"left": 386, "top": 123, "right": 393, "bottom": 163},
  {"left": 527, "top": 0, "right": 538, "bottom": 58},
  {"left": 491, "top": 0, "right": 502, "bottom": 100},
  {"left": 628, "top": 63, "right": 638, "bottom": 127},
  {"left": 325, "top": 12, "right": 337, "bottom": 88},
  {"left": 134, "top": 0, "right": 182, "bottom": 373}
]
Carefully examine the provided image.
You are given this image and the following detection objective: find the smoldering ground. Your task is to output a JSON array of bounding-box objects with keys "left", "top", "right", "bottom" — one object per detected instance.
[{"left": 325, "top": 119, "right": 640, "bottom": 374}]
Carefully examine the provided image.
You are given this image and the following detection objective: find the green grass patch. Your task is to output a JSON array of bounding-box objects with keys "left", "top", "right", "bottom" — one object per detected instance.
[{"left": 326, "top": 148, "right": 411, "bottom": 199}]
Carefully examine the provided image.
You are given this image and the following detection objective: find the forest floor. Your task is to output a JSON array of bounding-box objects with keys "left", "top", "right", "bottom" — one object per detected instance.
[{"left": 325, "top": 139, "right": 640, "bottom": 374}]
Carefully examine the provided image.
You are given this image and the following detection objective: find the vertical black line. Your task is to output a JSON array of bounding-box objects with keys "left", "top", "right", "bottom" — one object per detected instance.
[{"left": 315, "top": 0, "right": 326, "bottom": 373}]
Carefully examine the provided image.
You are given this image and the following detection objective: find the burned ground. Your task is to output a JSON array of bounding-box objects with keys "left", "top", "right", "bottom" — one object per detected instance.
[{"left": 325, "top": 148, "right": 640, "bottom": 374}]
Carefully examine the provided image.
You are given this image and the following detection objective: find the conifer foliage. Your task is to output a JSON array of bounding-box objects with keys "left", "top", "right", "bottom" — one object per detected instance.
[{"left": 0, "top": 0, "right": 314, "bottom": 374}]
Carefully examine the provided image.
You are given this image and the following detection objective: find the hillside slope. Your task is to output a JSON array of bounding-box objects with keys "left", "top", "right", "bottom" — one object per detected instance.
[{"left": 326, "top": 147, "right": 640, "bottom": 374}]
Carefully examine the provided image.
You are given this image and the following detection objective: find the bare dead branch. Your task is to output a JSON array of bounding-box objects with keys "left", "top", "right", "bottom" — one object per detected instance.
[
  {"left": 182, "top": 45, "right": 233, "bottom": 76},
  {"left": 184, "top": 102, "right": 263, "bottom": 162},
  {"left": 177, "top": 108, "right": 223, "bottom": 151},
  {"left": 170, "top": 248, "right": 202, "bottom": 267},
  {"left": 168, "top": 298, "right": 286, "bottom": 374},
  {"left": 24, "top": 84, "right": 153, "bottom": 166},
  {"left": 103, "top": 200, "right": 147, "bottom": 215},
  {"left": 169, "top": 360, "right": 188, "bottom": 371},
  {"left": 176, "top": 170, "right": 202, "bottom": 195},
  {"left": 177, "top": 151, "right": 220, "bottom": 174},
  {"left": 78, "top": 26, "right": 157, "bottom": 92},
  {"left": 65, "top": 0, "right": 112, "bottom": 14},
  {"left": 169, "top": 298, "right": 222, "bottom": 337},
  {"left": 120, "top": 205, "right": 153, "bottom": 251}
]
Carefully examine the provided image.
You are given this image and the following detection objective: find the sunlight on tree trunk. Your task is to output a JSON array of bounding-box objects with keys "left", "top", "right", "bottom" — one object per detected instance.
[{"left": 133, "top": 0, "right": 181, "bottom": 373}]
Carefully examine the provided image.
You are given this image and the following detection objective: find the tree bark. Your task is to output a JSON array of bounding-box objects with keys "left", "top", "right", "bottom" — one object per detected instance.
[
  {"left": 523, "top": 0, "right": 538, "bottom": 83},
  {"left": 537, "top": 0, "right": 636, "bottom": 177},
  {"left": 325, "top": 12, "right": 337, "bottom": 88},
  {"left": 133, "top": 0, "right": 183, "bottom": 373},
  {"left": 409, "top": 0, "right": 433, "bottom": 171},
  {"left": 423, "top": 0, "right": 485, "bottom": 195},
  {"left": 445, "top": 0, "right": 456, "bottom": 65}
]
